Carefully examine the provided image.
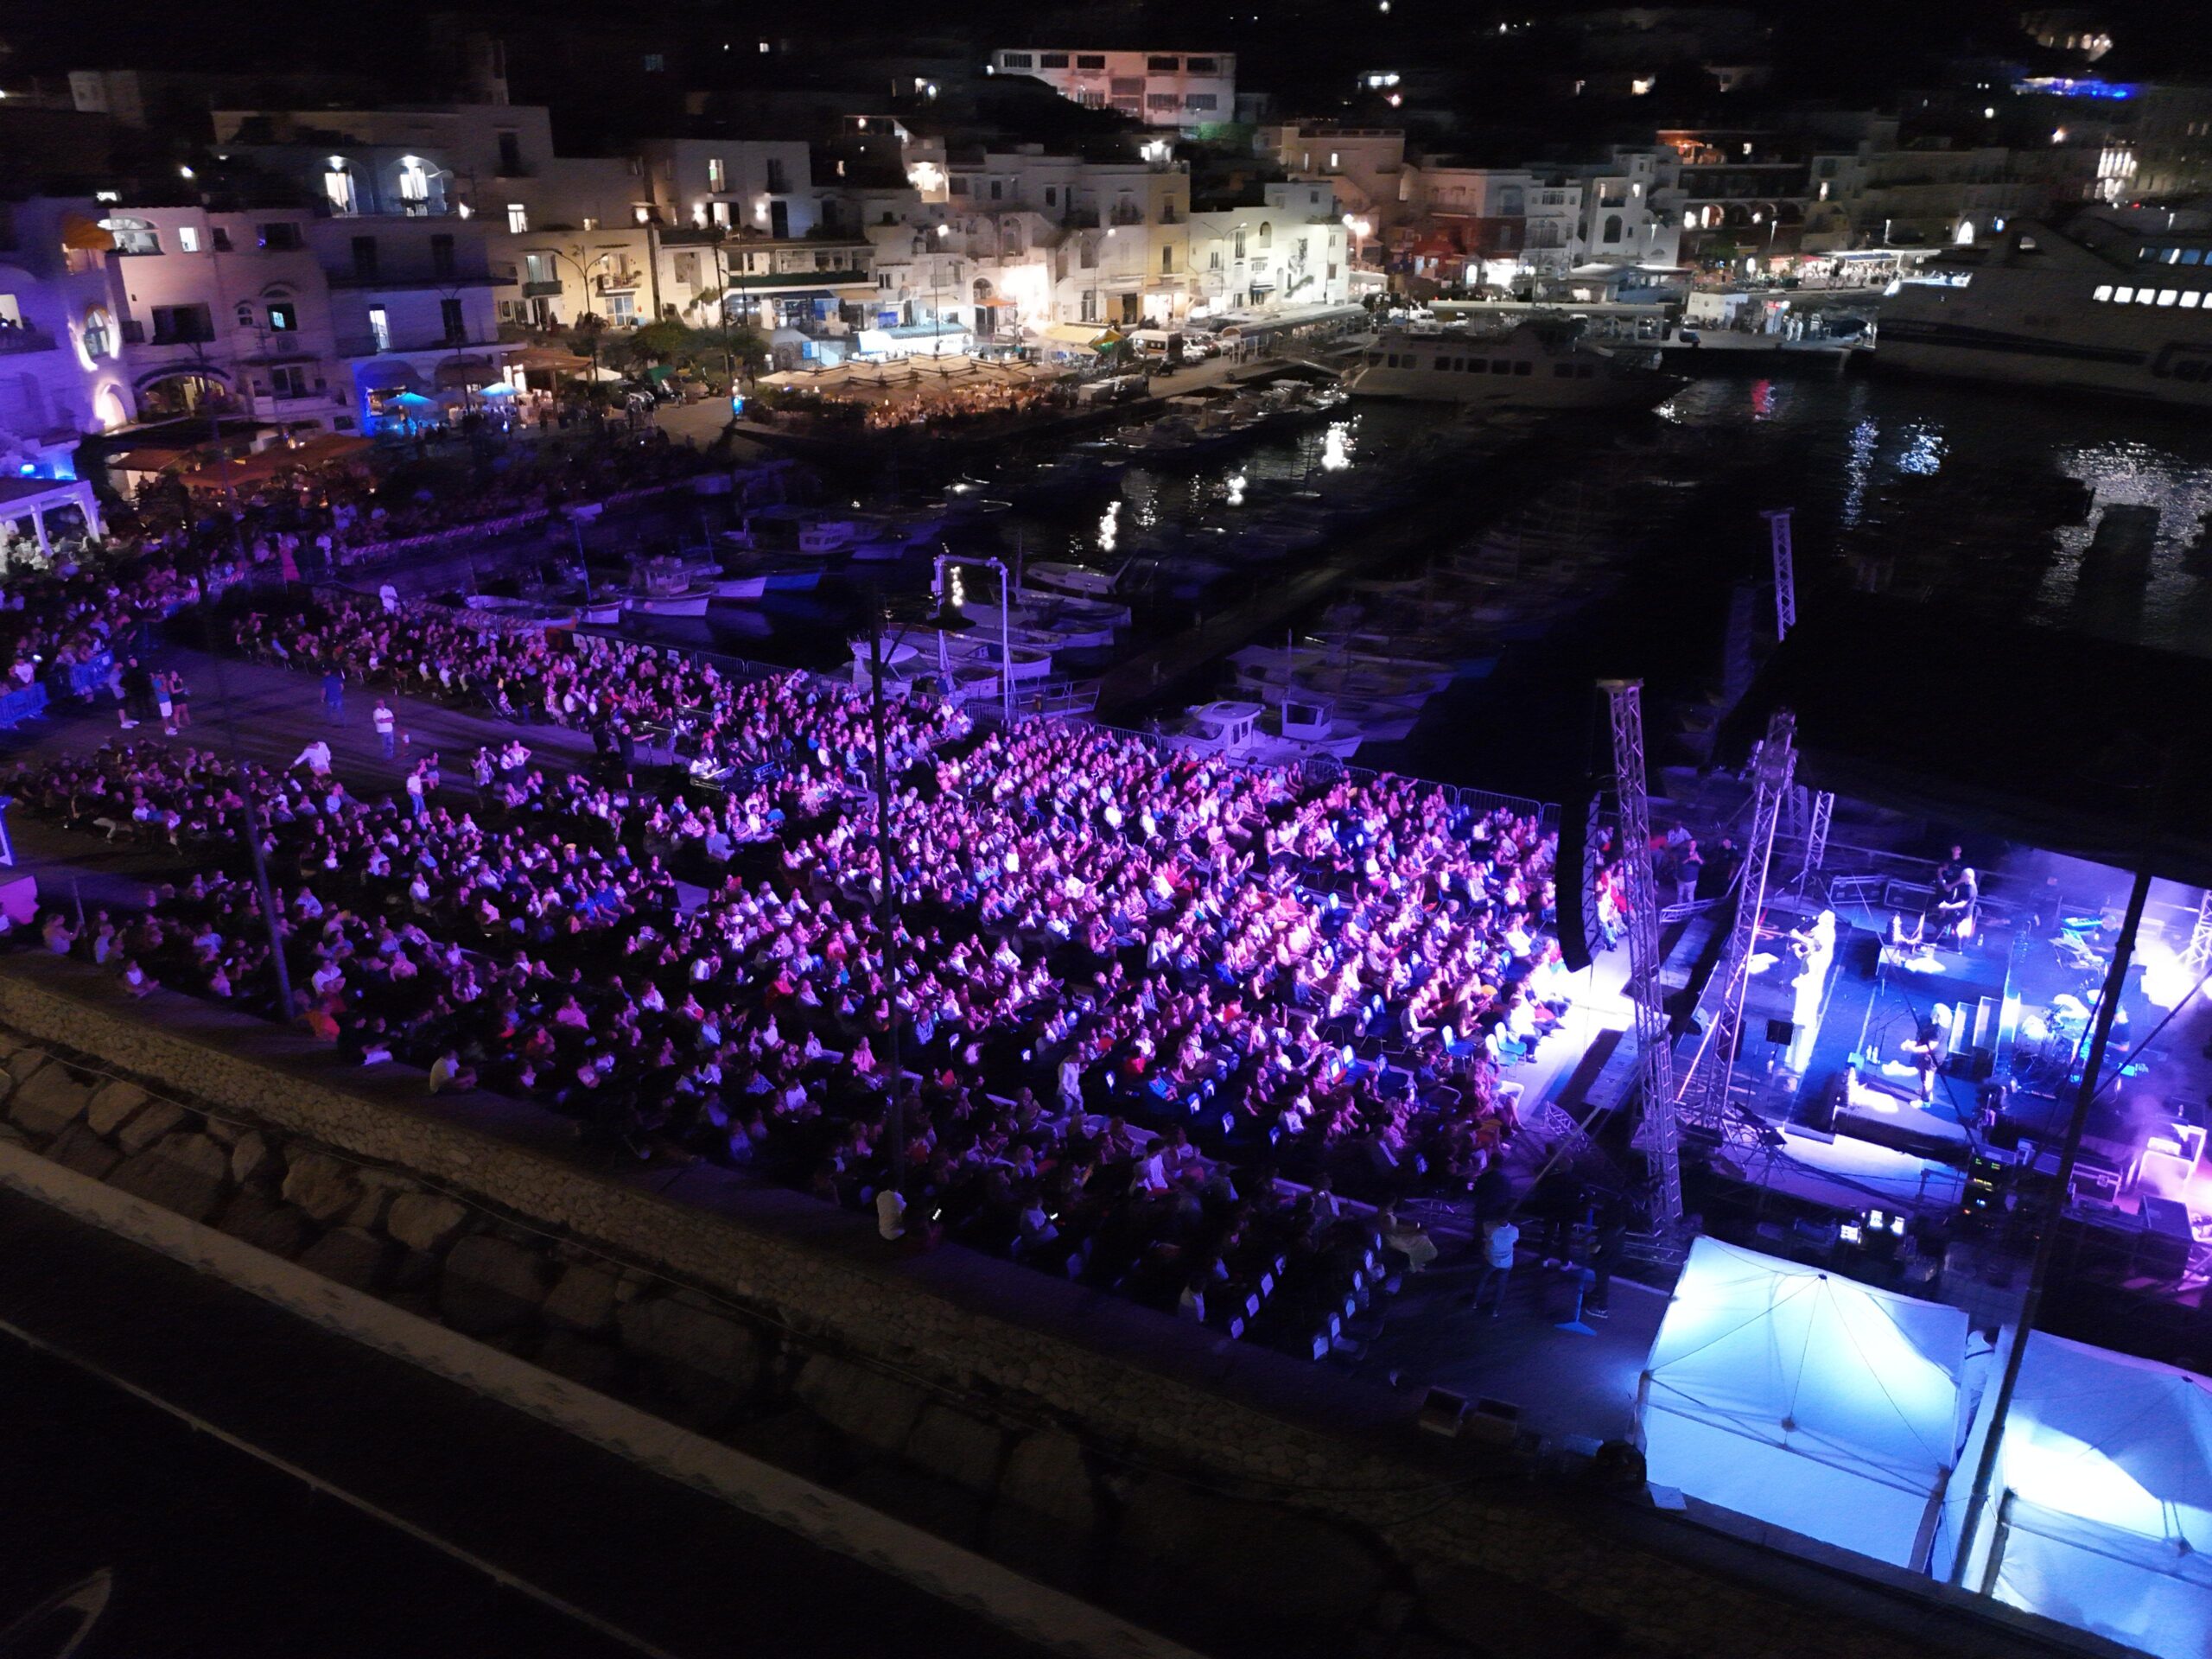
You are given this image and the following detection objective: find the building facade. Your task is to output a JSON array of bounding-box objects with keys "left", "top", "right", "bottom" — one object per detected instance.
[{"left": 988, "top": 49, "right": 1235, "bottom": 132}]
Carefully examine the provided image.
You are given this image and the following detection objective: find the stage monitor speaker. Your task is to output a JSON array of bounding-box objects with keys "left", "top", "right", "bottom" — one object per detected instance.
[
  {"left": 1556, "top": 785, "right": 1599, "bottom": 974},
  {"left": 1417, "top": 1388, "right": 1468, "bottom": 1438},
  {"left": 2141, "top": 1197, "right": 2193, "bottom": 1281},
  {"left": 1765, "top": 1017, "right": 1796, "bottom": 1046}
]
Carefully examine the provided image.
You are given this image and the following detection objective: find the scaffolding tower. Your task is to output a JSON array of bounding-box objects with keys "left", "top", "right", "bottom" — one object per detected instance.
[
  {"left": 1681, "top": 709, "right": 1797, "bottom": 1143},
  {"left": 1602, "top": 678, "right": 1682, "bottom": 1224}
]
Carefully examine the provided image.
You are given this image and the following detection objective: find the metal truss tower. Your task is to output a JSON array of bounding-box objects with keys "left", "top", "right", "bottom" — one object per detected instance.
[
  {"left": 1681, "top": 709, "right": 1797, "bottom": 1141},
  {"left": 2184, "top": 889, "right": 2212, "bottom": 984},
  {"left": 1601, "top": 679, "right": 1682, "bottom": 1224},
  {"left": 1766, "top": 507, "right": 1834, "bottom": 900},
  {"left": 1765, "top": 507, "right": 1797, "bottom": 642}
]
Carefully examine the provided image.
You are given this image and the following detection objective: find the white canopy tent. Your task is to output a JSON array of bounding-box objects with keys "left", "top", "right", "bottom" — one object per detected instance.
[
  {"left": 1637, "top": 1237, "right": 1972, "bottom": 1569},
  {"left": 1939, "top": 1330, "right": 2212, "bottom": 1659}
]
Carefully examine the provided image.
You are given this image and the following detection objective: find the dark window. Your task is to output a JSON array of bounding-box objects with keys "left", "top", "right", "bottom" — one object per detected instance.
[
  {"left": 1513, "top": 360, "right": 1532, "bottom": 375},
  {"left": 440, "top": 297, "right": 466, "bottom": 340},
  {"left": 1491, "top": 359, "right": 1509, "bottom": 373},
  {"left": 766, "top": 160, "right": 790, "bottom": 193},
  {"left": 1044, "top": 187, "right": 1058, "bottom": 207},
  {"left": 257, "top": 222, "right": 302, "bottom": 250},
  {"left": 498, "top": 130, "right": 522, "bottom": 174},
  {"left": 351, "top": 235, "right": 378, "bottom": 277},
  {"left": 430, "top": 233, "right": 455, "bottom": 276},
  {"left": 268, "top": 301, "right": 297, "bottom": 331},
  {"left": 1039, "top": 52, "right": 1068, "bottom": 68},
  {"left": 642, "top": 53, "right": 664, "bottom": 72},
  {"left": 1001, "top": 52, "right": 1033, "bottom": 68},
  {"left": 990, "top": 180, "right": 1003, "bottom": 200},
  {"left": 1187, "top": 57, "right": 1219, "bottom": 73},
  {"left": 1147, "top": 55, "right": 1180, "bottom": 71},
  {"left": 1554, "top": 363, "right": 1574, "bottom": 376},
  {"left": 1469, "top": 359, "right": 1488, "bottom": 373},
  {"left": 149, "top": 302, "right": 213, "bottom": 344},
  {"left": 1076, "top": 54, "right": 1105, "bottom": 69}
]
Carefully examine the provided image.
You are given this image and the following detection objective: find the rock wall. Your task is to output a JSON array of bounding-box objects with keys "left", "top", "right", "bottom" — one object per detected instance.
[{"left": 0, "top": 963, "right": 2061, "bottom": 1659}]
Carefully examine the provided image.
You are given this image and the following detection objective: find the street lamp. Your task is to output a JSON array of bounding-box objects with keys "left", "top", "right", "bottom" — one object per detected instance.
[
  {"left": 932, "top": 550, "right": 1014, "bottom": 727},
  {"left": 932, "top": 221, "right": 951, "bottom": 350}
]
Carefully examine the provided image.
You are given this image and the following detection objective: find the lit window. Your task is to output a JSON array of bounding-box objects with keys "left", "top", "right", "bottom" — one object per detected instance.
[
  {"left": 179, "top": 225, "right": 200, "bottom": 252},
  {"left": 2114, "top": 286, "right": 2134, "bottom": 302},
  {"left": 708, "top": 157, "right": 726, "bottom": 192},
  {"left": 506, "top": 202, "right": 527, "bottom": 233},
  {"left": 2158, "top": 289, "right": 2179, "bottom": 305},
  {"left": 2138, "top": 288, "right": 2157, "bottom": 304},
  {"left": 2183, "top": 292, "right": 2202, "bottom": 308},
  {"left": 2093, "top": 284, "right": 2113, "bottom": 301}
]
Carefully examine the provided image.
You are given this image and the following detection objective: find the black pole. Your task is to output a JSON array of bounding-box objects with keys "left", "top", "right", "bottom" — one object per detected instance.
[
  {"left": 201, "top": 615, "right": 296, "bottom": 1023},
  {"left": 1948, "top": 862, "right": 2152, "bottom": 1584},
  {"left": 866, "top": 606, "right": 906, "bottom": 1190}
]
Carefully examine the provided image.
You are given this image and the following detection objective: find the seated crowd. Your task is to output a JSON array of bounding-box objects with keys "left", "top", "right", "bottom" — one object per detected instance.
[
  {"left": 123, "top": 425, "right": 710, "bottom": 574},
  {"left": 10, "top": 619, "right": 1570, "bottom": 1343}
]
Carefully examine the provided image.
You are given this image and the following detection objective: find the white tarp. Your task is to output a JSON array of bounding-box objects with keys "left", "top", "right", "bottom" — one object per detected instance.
[
  {"left": 1947, "top": 1330, "right": 2212, "bottom": 1659},
  {"left": 1637, "top": 1236, "right": 1970, "bottom": 1568}
]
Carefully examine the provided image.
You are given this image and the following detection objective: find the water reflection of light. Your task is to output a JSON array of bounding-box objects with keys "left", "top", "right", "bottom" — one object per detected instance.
[
  {"left": 1751, "top": 379, "right": 1776, "bottom": 419},
  {"left": 1320, "top": 423, "right": 1352, "bottom": 472},
  {"left": 1225, "top": 473, "right": 1248, "bottom": 506},
  {"left": 1096, "top": 499, "right": 1121, "bottom": 552},
  {"left": 1842, "top": 417, "right": 1877, "bottom": 528},
  {"left": 1898, "top": 422, "right": 1947, "bottom": 475}
]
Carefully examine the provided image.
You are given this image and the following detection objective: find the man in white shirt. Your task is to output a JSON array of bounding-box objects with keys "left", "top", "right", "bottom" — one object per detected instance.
[{"left": 292, "top": 738, "right": 334, "bottom": 779}]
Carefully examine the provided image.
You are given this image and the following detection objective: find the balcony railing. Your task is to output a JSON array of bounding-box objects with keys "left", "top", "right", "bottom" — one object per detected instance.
[
  {"left": 0, "top": 324, "right": 57, "bottom": 355},
  {"left": 328, "top": 265, "right": 512, "bottom": 289},
  {"left": 1109, "top": 206, "right": 1147, "bottom": 226},
  {"left": 334, "top": 332, "right": 504, "bottom": 358},
  {"left": 521, "top": 279, "right": 564, "bottom": 298}
]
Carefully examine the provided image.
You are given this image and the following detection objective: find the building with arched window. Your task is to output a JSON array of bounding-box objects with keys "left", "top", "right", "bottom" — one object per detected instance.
[{"left": 0, "top": 198, "right": 135, "bottom": 488}]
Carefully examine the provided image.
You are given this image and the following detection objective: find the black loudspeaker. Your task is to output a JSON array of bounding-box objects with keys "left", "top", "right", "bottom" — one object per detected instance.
[
  {"left": 1557, "top": 785, "right": 1599, "bottom": 973},
  {"left": 1765, "top": 1017, "right": 1796, "bottom": 1046}
]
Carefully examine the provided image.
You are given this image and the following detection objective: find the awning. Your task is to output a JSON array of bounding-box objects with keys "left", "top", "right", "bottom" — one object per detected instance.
[
  {"left": 351, "top": 360, "right": 423, "bottom": 391},
  {"left": 1040, "top": 323, "right": 1111, "bottom": 346},
  {"left": 507, "top": 345, "right": 592, "bottom": 372},
  {"left": 434, "top": 355, "right": 498, "bottom": 389},
  {"left": 107, "top": 448, "right": 194, "bottom": 475},
  {"left": 60, "top": 214, "right": 115, "bottom": 252}
]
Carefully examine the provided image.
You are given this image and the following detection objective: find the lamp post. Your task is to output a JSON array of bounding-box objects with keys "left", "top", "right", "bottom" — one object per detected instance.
[
  {"left": 547, "top": 243, "right": 622, "bottom": 419},
  {"left": 932, "top": 221, "right": 951, "bottom": 351},
  {"left": 932, "top": 550, "right": 1014, "bottom": 727}
]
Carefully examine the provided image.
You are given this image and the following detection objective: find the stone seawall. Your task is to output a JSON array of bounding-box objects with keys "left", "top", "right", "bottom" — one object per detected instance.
[{"left": 0, "top": 959, "right": 2069, "bottom": 1659}]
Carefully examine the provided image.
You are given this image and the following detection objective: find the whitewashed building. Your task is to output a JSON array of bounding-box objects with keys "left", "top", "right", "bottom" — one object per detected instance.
[
  {"left": 988, "top": 49, "right": 1235, "bottom": 132},
  {"left": 1185, "top": 184, "right": 1351, "bottom": 318}
]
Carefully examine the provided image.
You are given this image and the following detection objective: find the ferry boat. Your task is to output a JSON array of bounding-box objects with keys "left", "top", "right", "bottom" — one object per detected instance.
[
  {"left": 1875, "top": 217, "right": 2212, "bottom": 407},
  {"left": 1344, "top": 318, "right": 1684, "bottom": 410}
]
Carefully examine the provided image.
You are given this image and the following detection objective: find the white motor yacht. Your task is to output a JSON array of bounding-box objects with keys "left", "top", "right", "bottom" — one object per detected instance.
[{"left": 1159, "top": 698, "right": 1363, "bottom": 765}]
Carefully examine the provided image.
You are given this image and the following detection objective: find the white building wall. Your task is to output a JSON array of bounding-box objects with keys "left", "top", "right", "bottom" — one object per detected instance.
[
  {"left": 989, "top": 48, "right": 1235, "bottom": 131},
  {"left": 0, "top": 199, "right": 134, "bottom": 471}
]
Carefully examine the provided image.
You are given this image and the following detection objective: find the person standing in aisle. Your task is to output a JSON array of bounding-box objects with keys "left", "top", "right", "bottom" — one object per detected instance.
[
  {"left": 372, "top": 698, "right": 397, "bottom": 760},
  {"left": 322, "top": 665, "right": 346, "bottom": 728}
]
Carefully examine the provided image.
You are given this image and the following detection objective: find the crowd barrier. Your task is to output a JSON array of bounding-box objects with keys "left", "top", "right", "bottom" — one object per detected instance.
[
  {"left": 65, "top": 652, "right": 113, "bottom": 700},
  {"left": 0, "top": 682, "right": 48, "bottom": 729}
]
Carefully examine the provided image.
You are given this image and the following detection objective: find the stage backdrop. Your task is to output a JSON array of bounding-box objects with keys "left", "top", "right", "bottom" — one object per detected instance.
[{"left": 1637, "top": 1236, "right": 1971, "bottom": 1570}]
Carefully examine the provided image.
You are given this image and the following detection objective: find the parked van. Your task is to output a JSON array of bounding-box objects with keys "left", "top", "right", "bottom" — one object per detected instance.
[{"left": 1131, "top": 328, "right": 1185, "bottom": 366}]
